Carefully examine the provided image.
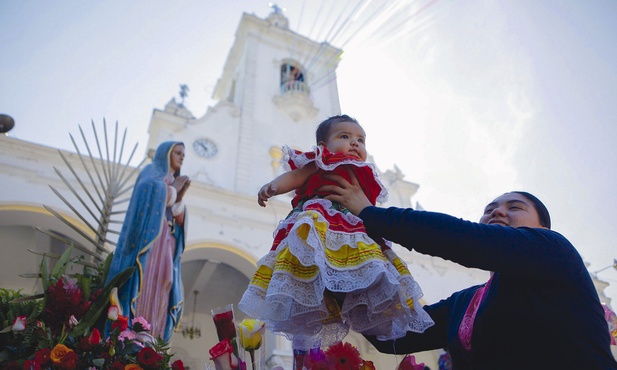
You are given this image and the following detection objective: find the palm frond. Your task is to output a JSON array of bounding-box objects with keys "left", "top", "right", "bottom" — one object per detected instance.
[{"left": 41, "top": 120, "right": 145, "bottom": 254}]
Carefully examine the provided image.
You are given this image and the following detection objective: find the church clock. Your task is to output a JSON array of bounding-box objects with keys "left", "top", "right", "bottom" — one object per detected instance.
[{"left": 192, "top": 138, "right": 218, "bottom": 158}]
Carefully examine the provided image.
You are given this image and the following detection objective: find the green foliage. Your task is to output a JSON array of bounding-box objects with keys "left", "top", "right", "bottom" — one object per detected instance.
[
  {"left": 0, "top": 245, "right": 184, "bottom": 369},
  {"left": 0, "top": 289, "right": 46, "bottom": 364},
  {"left": 71, "top": 263, "right": 134, "bottom": 337}
]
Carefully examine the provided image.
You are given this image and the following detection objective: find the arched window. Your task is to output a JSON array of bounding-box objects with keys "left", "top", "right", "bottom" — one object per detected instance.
[{"left": 280, "top": 63, "right": 307, "bottom": 93}]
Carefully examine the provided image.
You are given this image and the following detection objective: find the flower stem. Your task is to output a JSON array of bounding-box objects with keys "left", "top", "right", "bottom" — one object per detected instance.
[{"left": 250, "top": 349, "right": 255, "bottom": 370}]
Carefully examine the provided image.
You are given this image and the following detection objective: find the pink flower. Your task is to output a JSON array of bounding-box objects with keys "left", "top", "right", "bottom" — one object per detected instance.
[
  {"left": 12, "top": 316, "right": 26, "bottom": 331},
  {"left": 118, "top": 329, "right": 136, "bottom": 342},
  {"left": 107, "top": 305, "right": 120, "bottom": 321},
  {"left": 397, "top": 355, "right": 425, "bottom": 370},
  {"left": 132, "top": 316, "right": 151, "bottom": 332},
  {"left": 68, "top": 315, "right": 79, "bottom": 327}
]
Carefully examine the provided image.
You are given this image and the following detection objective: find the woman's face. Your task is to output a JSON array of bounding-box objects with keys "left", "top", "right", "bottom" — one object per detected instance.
[
  {"left": 479, "top": 193, "right": 545, "bottom": 228},
  {"left": 169, "top": 144, "right": 185, "bottom": 173}
]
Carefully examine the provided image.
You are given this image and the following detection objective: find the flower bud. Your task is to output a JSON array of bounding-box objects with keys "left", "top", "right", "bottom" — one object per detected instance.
[
  {"left": 107, "top": 305, "right": 120, "bottom": 321},
  {"left": 12, "top": 316, "right": 26, "bottom": 332}
]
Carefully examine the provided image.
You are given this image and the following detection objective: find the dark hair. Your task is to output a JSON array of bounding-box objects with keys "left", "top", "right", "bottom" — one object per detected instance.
[
  {"left": 315, "top": 114, "right": 360, "bottom": 144},
  {"left": 510, "top": 191, "right": 551, "bottom": 229}
]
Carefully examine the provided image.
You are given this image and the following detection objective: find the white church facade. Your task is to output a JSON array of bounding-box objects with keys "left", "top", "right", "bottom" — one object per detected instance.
[{"left": 2, "top": 9, "right": 613, "bottom": 369}]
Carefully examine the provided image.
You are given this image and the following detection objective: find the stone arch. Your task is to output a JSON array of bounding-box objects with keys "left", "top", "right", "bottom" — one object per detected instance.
[{"left": 0, "top": 203, "right": 97, "bottom": 292}]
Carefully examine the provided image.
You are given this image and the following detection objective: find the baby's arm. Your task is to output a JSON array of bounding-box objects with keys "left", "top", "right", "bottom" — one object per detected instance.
[{"left": 258, "top": 163, "right": 317, "bottom": 207}]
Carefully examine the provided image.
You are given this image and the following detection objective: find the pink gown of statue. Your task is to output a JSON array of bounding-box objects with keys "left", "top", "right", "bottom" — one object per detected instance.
[{"left": 135, "top": 173, "right": 185, "bottom": 340}]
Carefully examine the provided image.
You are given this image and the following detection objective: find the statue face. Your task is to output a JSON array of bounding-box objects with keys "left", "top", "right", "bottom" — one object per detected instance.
[{"left": 169, "top": 144, "right": 185, "bottom": 173}]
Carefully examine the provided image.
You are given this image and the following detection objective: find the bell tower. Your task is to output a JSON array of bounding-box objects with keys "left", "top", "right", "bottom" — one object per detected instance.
[{"left": 147, "top": 8, "right": 343, "bottom": 196}]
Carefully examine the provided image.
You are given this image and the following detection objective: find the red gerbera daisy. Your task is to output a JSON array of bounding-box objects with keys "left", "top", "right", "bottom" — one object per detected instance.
[{"left": 325, "top": 342, "right": 363, "bottom": 370}]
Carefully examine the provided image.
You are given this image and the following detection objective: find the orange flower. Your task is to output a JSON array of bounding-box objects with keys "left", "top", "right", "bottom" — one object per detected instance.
[
  {"left": 360, "top": 360, "right": 376, "bottom": 370},
  {"left": 50, "top": 344, "right": 73, "bottom": 365},
  {"left": 125, "top": 364, "right": 144, "bottom": 370}
]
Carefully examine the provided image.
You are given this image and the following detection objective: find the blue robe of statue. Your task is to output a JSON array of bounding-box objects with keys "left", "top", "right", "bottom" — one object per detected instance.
[{"left": 106, "top": 141, "right": 186, "bottom": 341}]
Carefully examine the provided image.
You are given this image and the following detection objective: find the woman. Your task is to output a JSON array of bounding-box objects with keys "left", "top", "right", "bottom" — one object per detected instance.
[
  {"left": 320, "top": 173, "right": 617, "bottom": 369},
  {"left": 106, "top": 141, "right": 190, "bottom": 341}
]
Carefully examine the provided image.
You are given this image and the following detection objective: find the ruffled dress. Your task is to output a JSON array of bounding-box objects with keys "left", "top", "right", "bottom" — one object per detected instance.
[{"left": 239, "top": 146, "right": 433, "bottom": 350}]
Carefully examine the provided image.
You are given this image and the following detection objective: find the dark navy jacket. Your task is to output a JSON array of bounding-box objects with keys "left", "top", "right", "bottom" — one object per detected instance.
[{"left": 360, "top": 206, "right": 616, "bottom": 369}]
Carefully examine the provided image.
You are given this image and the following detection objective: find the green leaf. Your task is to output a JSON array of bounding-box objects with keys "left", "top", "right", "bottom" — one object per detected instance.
[
  {"left": 8, "top": 294, "right": 45, "bottom": 303},
  {"left": 79, "top": 274, "right": 92, "bottom": 300},
  {"left": 40, "top": 255, "right": 49, "bottom": 292},
  {"left": 99, "top": 253, "right": 114, "bottom": 284},
  {"left": 51, "top": 245, "right": 75, "bottom": 278},
  {"left": 71, "top": 266, "right": 135, "bottom": 337},
  {"left": 92, "top": 358, "right": 106, "bottom": 367},
  {"left": 18, "top": 273, "right": 42, "bottom": 279}
]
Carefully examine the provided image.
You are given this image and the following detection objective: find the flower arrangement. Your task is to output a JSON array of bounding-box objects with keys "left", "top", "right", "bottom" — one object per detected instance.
[
  {"left": 0, "top": 246, "right": 185, "bottom": 369},
  {"left": 208, "top": 305, "right": 268, "bottom": 370},
  {"left": 298, "top": 342, "right": 374, "bottom": 370},
  {"left": 292, "top": 342, "right": 426, "bottom": 370},
  {"left": 204, "top": 304, "right": 427, "bottom": 370}
]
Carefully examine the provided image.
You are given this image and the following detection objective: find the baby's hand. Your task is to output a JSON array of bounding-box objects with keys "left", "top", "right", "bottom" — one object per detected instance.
[{"left": 258, "top": 182, "right": 278, "bottom": 207}]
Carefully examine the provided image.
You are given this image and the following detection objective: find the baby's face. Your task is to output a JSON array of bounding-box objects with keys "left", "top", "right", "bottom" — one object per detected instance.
[{"left": 321, "top": 121, "right": 367, "bottom": 161}]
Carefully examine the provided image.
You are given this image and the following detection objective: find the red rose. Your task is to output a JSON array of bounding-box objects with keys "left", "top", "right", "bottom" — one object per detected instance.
[
  {"left": 88, "top": 328, "right": 101, "bottom": 345},
  {"left": 79, "top": 337, "right": 92, "bottom": 351},
  {"left": 137, "top": 347, "right": 163, "bottom": 368},
  {"left": 23, "top": 360, "right": 41, "bottom": 370},
  {"left": 171, "top": 359, "right": 185, "bottom": 370},
  {"left": 111, "top": 315, "right": 129, "bottom": 332},
  {"left": 34, "top": 348, "right": 51, "bottom": 365},
  {"left": 213, "top": 311, "right": 237, "bottom": 340},
  {"left": 60, "top": 351, "right": 79, "bottom": 370},
  {"left": 110, "top": 360, "right": 125, "bottom": 370}
]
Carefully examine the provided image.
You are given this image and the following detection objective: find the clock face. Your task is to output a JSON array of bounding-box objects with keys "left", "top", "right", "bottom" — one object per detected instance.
[{"left": 192, "top": 138, "right": 218, "bottom": 158}]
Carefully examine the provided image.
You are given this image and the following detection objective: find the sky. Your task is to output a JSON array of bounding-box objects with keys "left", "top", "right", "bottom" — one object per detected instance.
[{"left": 2, "top": 1, "right": 617, "bottom": 304}]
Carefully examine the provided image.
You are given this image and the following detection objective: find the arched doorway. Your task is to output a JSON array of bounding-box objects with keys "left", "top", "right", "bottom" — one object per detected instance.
[
  {"left": 172, "top": 242, "right": 258, "bottom": 369},
  {"left": 0, "top": 203, "right": 96, "bottom": 293}
]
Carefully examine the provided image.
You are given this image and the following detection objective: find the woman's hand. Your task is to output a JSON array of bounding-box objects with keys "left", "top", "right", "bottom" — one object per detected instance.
[
  {"left": 319, "top": 168, "right": 372, "bottom": 216},
  {"left": 172, "top": 175, "right": 191, "bottom": 202},
  {"left": 258, "top": 182, "right": 278, "bottom": 207}
]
